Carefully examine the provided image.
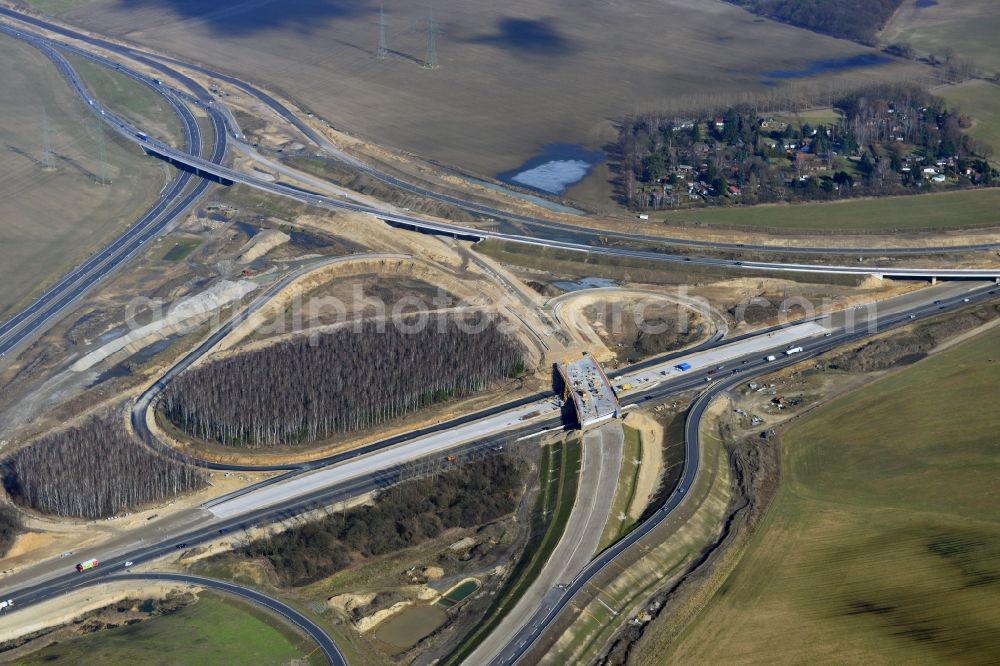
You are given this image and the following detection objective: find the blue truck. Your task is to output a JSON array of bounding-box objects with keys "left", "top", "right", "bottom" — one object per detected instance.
[{"left": 674, "top": 362, "right": 692, "bottom": 371}]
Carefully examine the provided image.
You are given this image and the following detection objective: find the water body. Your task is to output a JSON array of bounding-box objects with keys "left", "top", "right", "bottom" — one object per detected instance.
[
  {"left": 233, "top": 221, "right": 259, "bottom": 238},
  {"left": 764, "top": 53, "right": 893, "bottom": 79},
  {"left": 374, "top": 606, "right": 447, "bottom": 649},
  {"left": 498, "top": 143, "right": 604, "bottom": 195},
  {"left": 915, "top": 0, "right": 938, "bottom": 8},
  {"left": 460, "top": 175, "right": 585, "bottom": 214},
  {"left": 551, "top": 277, "right": 618, "bottom": 292},
  {"left": 437, "top": 579, "right": 480, "bottom": 608}
]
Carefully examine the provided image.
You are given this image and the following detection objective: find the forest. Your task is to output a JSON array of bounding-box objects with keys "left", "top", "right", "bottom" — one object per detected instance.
[
  {"left": 617, "top": 84, "right": 996, "bottom": 210},
  {"left": 726, "top": 0, "right": 903, "bottom": 44},
  {"left": 162, "top": 315, "right": 527, "bottom": 448},
  {"left": 3, "top": 415, "right": 205, "bottom": 519},
  {"left": 0, "top": 506, "right": 22, "bottom": 557},
  {"left": 221, "top": 455, "right": 525, "bottom": 587}
]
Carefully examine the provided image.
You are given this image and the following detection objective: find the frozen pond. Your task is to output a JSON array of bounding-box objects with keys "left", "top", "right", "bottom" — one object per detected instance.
[{"left": 499, "top": 143, "right": 604, "bottom": 195}]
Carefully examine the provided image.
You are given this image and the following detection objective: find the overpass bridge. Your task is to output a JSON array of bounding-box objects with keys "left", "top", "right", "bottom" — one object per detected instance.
[
  {"left": 112, "top": 120, "right": 1000, "bottom": 283},
  {"left": 132, "top": 135, "right": 1000, "bottom": 282}
]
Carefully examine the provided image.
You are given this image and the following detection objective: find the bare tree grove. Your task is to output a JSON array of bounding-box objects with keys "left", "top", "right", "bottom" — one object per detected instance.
[
  {"left": 162, "top": 316, "right": 527, "bottom": 448},
  {"left": 3, "top": 415, "right": 205, "bottom": 519}
]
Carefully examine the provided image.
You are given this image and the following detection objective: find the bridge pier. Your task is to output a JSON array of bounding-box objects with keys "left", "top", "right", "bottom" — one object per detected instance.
[{"left": 930, "top": 276, "right": 937, "bottom": 285}]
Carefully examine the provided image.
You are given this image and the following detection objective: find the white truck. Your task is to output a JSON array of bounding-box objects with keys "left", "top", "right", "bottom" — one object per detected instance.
[
  {"left": 785, "top": 347, "right": 804, "bottom": 356},
  {"left": 0, "top": 599, "right": 13, "bottom": 611},
  {"left": 764, "top": 355, "right": 777, "bottom": 362}
]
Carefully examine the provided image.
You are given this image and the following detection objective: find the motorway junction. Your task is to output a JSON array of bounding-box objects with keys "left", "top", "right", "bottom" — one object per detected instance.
[{"left": 0, "top": 7, "right": 999, "bottom": 665}]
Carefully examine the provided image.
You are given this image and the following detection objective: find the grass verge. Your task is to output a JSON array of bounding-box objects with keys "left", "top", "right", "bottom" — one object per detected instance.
[
  {"left": 65, "top": 53, "right": 184, "bottom": 147},
  {"left": 442, "top": 437, "right": 582, "bottom": 666},
  {"left": 13, "top": 591, "right": 316, "bottom": 666},
  {"left": 597, "top": 424, "right": 642, "bottom": 551},
  {"left": 159, "top": 237, "right": 202, "bottom": 261},
  {"left": 663, "top": 188, "right": 1000, "bottom": 232},
  {"left": 474, "top": 239, "right": 862, "bottom": 287}
]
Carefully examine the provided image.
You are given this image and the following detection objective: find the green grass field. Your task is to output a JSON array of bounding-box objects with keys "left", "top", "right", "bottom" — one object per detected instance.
[
  {"left": 159, "top": 237, "right": 202, "bottom": 262},
  {"left": 14, "top": 592, "right": 316, "bottom": 665},
  {"left": 938, "top": 81, "right": 1000, "bottom": 159},
  {"left": 665, "top": 188, "right": 1000, "bottom": 231},
  {"left": 597, "top": 425, "right": 642, "bottom": 551},
  {"left": 66, "top": 54, "right": 185, "bottom": 147},
  {"left": 772, "top": 108, "right": 843, "bottom": 128},
  {"left": 881, "top": 0, "right": 1000, "bottom": 77},
  {"left": 661, "top": 326, "right": 1000, "bottom": 664}
]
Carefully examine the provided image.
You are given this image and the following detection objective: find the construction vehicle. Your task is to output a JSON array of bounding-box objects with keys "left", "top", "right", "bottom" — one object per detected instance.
[{"left": 76, "top": 558, "right": 99, "bottom": 572}]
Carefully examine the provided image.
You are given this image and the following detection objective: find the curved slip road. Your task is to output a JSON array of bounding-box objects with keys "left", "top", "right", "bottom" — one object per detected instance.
[{"left": 91, "top": 572, "right": 345, "bottom": 665}]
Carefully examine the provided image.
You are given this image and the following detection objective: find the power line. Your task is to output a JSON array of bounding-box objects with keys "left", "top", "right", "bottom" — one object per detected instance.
[
  {"left": 424, "top": 8, "right": 441, "bottom": 69},
  {"left": 94, "top": 117, "right": 109, "bottom": 185},
  {"left": 41, "top": 107, "right": 54, "bottom": 170},
  {"left": 376, "top": 3, "right": 388, "bottom": 60}
]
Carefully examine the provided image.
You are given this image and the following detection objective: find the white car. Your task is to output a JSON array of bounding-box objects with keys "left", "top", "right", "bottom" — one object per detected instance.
[{"left": 124, "top": 561, "right": 134, "bottom": 568}]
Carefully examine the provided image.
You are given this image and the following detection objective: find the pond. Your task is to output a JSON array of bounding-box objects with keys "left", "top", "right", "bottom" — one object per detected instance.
[
  {"left": 498, "top": 143, "right": 604, "bottom": 195},
  {"left": 437, "top": 579, "right": 481, "bottom": 608},
  {"left": 374, "top": 606, "right": 448, "bottom": 649},
  {"left": 915, "top": 0, "right": 938, "bottom": 7},
  {"left": 763, "top": 53, "right": 893, "bottom": 80}
]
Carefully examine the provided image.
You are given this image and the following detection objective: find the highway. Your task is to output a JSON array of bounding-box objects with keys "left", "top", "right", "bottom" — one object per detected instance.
[
  {"left": 0, "top": 282, "right": 993, "bottom": 665},
  {"left": 123, "top": 131, "right": 1000, "bottom": 281},
  {"left": 1, "top": 13, "right": 997, "bottom": 372},
  {"left": 2, "top": 8, "right": 1000, "bottom": 258},
  {"left": 0, "top": 9, "right": 999, "bottom": 665},
  {"left": 485, "top": 281, "right": 1000, "bottom": 665},
  {"left": 2, "top": 282, "right": 992, "bottom": 607},
  {"left": 0, "top": 24, "right": 225, "bottom": 361}
]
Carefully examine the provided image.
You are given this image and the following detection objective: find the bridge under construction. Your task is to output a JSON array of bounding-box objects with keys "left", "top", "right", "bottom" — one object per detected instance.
[{"left": 557, "top": 353, "right": 621, "bottom": 428}]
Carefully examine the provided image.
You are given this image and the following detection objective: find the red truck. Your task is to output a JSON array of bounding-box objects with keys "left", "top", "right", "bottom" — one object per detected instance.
[{"left": 76, "top": 558, "right": 99, "bottom": 572}]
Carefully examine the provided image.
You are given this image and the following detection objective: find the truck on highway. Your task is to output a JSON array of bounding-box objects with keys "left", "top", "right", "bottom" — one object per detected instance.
[
  {"left": 76, "top": 558, "right": 99, "bottom": 572},
  {"left": 785, "top": 347, "right": 804, "bottom": 356},
  {"left": 0, "top": 599, "right": 13, "bottom": 611},
  {"left": 764, "top": 355, "right": 777, "bottom": 362},
  {"left": 674, "top": 362, "right": 691, "bottom": 371},
  {"left": 136, "top": 131, "right": 148, "bottom": 141}
]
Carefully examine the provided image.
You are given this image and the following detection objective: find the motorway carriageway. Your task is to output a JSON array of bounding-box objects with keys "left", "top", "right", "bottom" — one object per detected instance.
[
  {"left": 3, "top": 8, "right": 1000, "bottom": 259},
  {"left": 486, "top": 279, "right": 1000, "bottom": 665},
  {"left": 1, "top": 282, "right": 995, "bottom": 662},
  {"left": 203, "top": 318, "right": 827, "bottom": 520},
  {"left": 0, "top": 14, "right": 997, "bottom": 372},
  {"left": 0, "top": 25, "right": 225, "bottom": 361}
]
